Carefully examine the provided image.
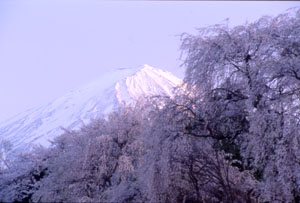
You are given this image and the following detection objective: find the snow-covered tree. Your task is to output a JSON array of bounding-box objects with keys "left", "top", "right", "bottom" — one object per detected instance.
[{"left": 181, "top": 9, "right": 300, "bottom": 201}]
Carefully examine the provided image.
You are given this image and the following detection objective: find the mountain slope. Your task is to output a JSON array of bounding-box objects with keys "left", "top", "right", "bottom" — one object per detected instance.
[{"left": 0, "top": 65, "right": 182, "bottom": 155}]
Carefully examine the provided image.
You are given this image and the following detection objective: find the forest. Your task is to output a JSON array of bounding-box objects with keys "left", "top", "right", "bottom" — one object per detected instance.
[{"left": 0, "top": 9, "right": 300, "bottom": 202}]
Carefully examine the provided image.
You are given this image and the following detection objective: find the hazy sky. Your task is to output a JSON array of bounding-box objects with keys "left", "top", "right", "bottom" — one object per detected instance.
[{"left": 0, "top": 1, "right": 299, "bottom": 122}]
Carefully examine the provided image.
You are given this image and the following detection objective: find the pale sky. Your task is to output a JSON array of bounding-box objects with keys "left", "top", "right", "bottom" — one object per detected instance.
[{"left": 0, "top": 1, "right": 299, "bottom": 122}]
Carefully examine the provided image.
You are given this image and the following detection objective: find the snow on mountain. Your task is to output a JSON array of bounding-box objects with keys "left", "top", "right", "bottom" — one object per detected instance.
[{"left": 0, "top": 65, "right": 182, "bottom": 155}]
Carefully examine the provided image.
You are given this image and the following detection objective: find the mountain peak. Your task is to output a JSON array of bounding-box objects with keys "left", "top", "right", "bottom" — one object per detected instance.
[
  {"left": 141, "top": 64, "right": 158, "bottom": 73},
  {"left": 115, "top": 65, "right": 182, "bottom": 105},
  {"left": 142, "top": 63, "right": 154, "bottom": 69}
]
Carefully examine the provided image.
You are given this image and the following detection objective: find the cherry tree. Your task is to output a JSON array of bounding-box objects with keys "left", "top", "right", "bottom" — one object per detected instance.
[{"left": 181, "top": 9, "right": 300, "bottom": 201}]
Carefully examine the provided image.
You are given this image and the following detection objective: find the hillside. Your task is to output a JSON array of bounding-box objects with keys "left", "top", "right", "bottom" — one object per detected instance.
[{"left": 0, "top": 65, "right": 182, "bottom": 155}]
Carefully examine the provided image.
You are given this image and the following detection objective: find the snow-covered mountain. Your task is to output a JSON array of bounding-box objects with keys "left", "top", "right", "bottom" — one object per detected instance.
[{"left": 0, "top": 65, "right": 182, "bottom": 155}]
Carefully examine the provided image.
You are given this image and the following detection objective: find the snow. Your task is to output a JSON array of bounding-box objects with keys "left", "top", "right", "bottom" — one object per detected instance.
[{"left": 0, "top": 65, "right": 182, "bottom": 155}]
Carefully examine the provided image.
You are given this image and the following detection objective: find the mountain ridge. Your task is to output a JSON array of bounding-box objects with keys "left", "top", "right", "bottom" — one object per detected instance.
[{"left": 0, "top": 65, "right": 182, "bottom": 155}]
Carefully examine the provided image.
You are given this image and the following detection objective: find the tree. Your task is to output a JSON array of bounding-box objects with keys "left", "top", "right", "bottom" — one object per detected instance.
[{"left": 180, "top": 9, "right": 300, "bottom": 201}]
